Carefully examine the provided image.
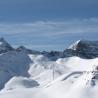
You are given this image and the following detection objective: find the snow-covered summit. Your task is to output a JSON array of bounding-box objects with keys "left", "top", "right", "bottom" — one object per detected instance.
[
  {"left": 68, "top": 40, "right": 98, "bottom": 50},
  {"left": 64, "top": 40, "right": 98, "bottom": 59},
  {"left": 0, "top": 38, "right": 14, "bottom": 54},
  {"left": 68, "top": 40, "right": 81, "bottom": 50}
]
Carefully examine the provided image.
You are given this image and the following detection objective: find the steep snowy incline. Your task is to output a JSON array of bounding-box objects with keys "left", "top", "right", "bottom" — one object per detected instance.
[
  {"left": 0, "top": 51, "right": 68, "bottom": 90},
  {"left": 0, "top": 51, "right": 32, "bottom": 90},
  {"left": 68, "top": 40, "right": 81, "bottom": 50}
]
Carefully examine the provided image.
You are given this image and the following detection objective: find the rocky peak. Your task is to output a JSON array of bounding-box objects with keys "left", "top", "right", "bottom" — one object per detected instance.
[
  {"left": 68, "top": 40, "right": 98, "bottom": 51},
  {"left": 0, "top": 38, "right": 14, "bottom": 53},
  {"left": 16, "top": 46, "right": 27, "bottom": 51},
  {"left": 68, "top": 40, "right": 81, "bottom": 50},
  {"left": 16, "top": 46, "right": 41, "bottom": 54},
  {"left": 64, "top": 40, "right": 98, "bottom": 59}
]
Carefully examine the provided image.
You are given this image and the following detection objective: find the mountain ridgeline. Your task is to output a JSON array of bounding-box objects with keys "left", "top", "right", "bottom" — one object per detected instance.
[
  {"left": 0, "top": 38, "right": 98, "bottom": 59},
  {"left": 64, "top": 40, "right": 98, "bottom": 59},
  {"left": 0, "top": 38, "right": 14, "bottom": 53}
]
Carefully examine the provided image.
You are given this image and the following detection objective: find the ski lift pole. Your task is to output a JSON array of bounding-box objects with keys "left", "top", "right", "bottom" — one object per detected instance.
[{"left": 52, "top": 63, "right": 55, "bottom": 80}]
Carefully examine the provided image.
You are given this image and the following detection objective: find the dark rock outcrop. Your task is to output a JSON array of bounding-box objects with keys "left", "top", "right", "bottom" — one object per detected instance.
[
  {"left": 0, "top": 38, "right": 14, "bottom": 54},
  {"left": 63, "top": 40, "right": 98, "bottom": 59}
]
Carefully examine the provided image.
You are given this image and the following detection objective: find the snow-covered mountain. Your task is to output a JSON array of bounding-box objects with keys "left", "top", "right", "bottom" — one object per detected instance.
[
  {"left": 0, "top": 38, "right": 98, "bottom": 98},
  {"left": 63, "top": 40, "right": 98, "bottom": 59}
]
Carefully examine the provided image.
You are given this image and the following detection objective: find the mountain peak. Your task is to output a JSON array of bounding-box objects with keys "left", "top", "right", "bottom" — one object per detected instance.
[
  {"left": 0, "top": 37, "right": 14, "bottom": 53},
  {"left": 68, "top": 40, "right": 81, "bottom": 50},
  {"left": 16, "top": 46, "right": 27, "bottom": 51},
  {"left": 64, "top": 40, "right": 98, "bottom": 59},
  {"left": 0, "top": 37, "right": 7, "bottom": 45},
  {"left": 68, "top": 40, "right": 98, "bottom": 51},
  {"left": 0, "top": 37, "right": 4, "bottom": 41}
]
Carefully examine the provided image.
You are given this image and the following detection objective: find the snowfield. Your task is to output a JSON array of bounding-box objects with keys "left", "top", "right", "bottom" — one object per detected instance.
[
  {"left": 0, "top": 38, "right": 98, "bottom": 98},
  {"left": 0, "top": 53, "right": 98, "bottom": 98}
]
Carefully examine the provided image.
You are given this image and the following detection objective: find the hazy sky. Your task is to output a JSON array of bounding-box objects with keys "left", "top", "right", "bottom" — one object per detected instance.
[{"left": 0, "top": 0, "right": 98, "bottom": 51}]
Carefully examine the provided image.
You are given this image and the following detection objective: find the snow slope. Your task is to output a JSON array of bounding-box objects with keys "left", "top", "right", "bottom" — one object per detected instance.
[
  {"left": 0, "top": 50, "right": 68, "bottom": 90},
  {"left": 0, "top": 55, "right": 98, "bottom": 98},
  {"left": 0, "top": 39, "right": 98, "bottom": 98}
]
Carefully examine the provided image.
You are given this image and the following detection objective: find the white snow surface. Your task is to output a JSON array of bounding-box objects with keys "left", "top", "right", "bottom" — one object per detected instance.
[{"left": 0, "top": 51, "right": 98, "bottom": 98}]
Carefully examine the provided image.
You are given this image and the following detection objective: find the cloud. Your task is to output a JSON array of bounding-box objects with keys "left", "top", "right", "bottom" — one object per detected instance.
[
  {"left": 0, "top": 18, "right": 98, "bottom": 37},
  {"left": 0, "top": 18, "right": 98, "bottom": 51}
]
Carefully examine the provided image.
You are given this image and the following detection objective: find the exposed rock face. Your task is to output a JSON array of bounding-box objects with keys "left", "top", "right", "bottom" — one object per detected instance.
[
  {"left": 42, "top": 51, "right": 63, "bottom": 60},
  {"left": 63, "top": 40, "right": 98, "bottom": 59},
  {"left": 0, "top": 38, "right": 14, "bottom": 54},
  {"left": 1, "top": 38, "right": 98, "bottom": 59},
  {"left": 16, "top": 46, "right": 32, "bottom": 53},
  {"left": 42, "top": 40, "right": 98, "bottom": 60},
  {"left": 16, "top": 46, "right": 41, "bottom": 54}
]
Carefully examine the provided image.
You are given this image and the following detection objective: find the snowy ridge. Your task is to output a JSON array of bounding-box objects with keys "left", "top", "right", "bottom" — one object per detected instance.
[
  {"left": 64, "top": 40, "right": 98, "bottom": 59},
  {"left": 0, "top": 38, "right": 98, "bottom": 98},
  {"left": 0, "top": 56, "right": 98, "bottom": 98},
  {"left": 68, "top": 40, "right": 81, "bottom": 50}
]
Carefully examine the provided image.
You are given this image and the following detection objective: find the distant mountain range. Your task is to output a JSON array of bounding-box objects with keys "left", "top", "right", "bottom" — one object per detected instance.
[
  {"left": 1, "top": 38, "right": 98, "bottom": 59},
  {"left": 0, "top": 38, "right": 98, "bottom": 98}
]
